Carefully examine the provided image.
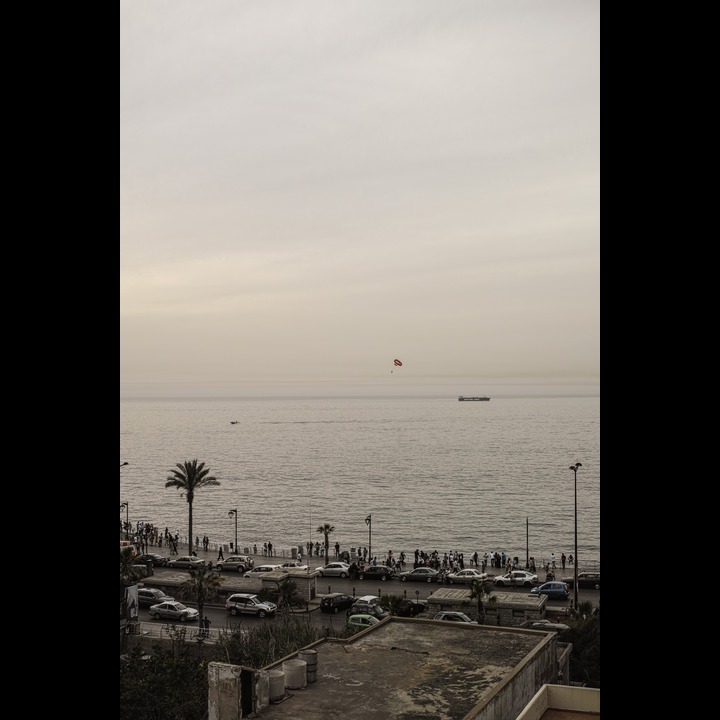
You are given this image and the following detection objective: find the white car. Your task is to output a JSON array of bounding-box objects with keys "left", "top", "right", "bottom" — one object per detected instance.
[
  {"left": 317, "top": 562, "right": 351, "bottom": 578},
  {"left": 446, "top": 568, "right": 489, "bottom": 585},
  {"left": 245, "top": 564, "right": 283, "bottom": 575},
  {"left": 433, "top": 611, "right": 475, "bottom": 623},
  {"left": 493, "top": 570, "right": 538, "bottom": 587},
  {"left": 148, "top": 601, "right": 200, "bottom": 622},
  {"left": 279, "top": 560, "right": 309, "bottom": 570}
]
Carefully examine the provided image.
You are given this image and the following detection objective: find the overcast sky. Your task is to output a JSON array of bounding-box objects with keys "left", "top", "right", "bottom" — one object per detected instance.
[{"left": 120, "top": 0, "right": 599, "bottom": 397}]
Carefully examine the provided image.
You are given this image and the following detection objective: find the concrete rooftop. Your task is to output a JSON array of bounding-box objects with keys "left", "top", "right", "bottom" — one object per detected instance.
[{"left": 256, "top": 617, "right": 561, "bottom": 720}]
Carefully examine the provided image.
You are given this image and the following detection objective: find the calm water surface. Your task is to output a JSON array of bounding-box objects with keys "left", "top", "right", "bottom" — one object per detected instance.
[{"left": 119, "top": 394, "right": 600, "bottom": 566}]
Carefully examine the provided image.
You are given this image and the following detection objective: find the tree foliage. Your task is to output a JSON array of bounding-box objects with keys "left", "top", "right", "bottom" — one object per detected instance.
[
  {"left": 120, "top": 641, "right": 209, "bottom": 720},
  {"left": 216, "top": 618, "right": 324, "bottom": 668},
  {"left": 565, "top": 606, "right": 600, "bottom": 687}
]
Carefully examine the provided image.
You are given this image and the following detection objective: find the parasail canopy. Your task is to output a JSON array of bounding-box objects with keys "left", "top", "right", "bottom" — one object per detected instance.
[{"left": 393, "top": 359, "right": 402, "bottom": 366}]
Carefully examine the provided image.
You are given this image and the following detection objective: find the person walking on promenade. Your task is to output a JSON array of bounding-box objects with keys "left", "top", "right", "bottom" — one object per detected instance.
[
  {"left": 217, "top": 546, "right": 224, "bottom": 561},
  {"left": 334, "top": 541, "right": 340, "bottom": 558},
  {"left": 561, "top": 553, "right": 566, "bottom": 570}
]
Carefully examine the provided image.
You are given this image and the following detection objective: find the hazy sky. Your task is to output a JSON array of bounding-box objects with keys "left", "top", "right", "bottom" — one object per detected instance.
[{"left": 120, "top": 0, "right": 599, "bottom": 397}]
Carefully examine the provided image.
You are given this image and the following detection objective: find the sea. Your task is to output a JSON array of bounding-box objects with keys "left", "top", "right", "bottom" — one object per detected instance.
[{"left": 119, "top": 390, "right": 600, "bottom": 568}]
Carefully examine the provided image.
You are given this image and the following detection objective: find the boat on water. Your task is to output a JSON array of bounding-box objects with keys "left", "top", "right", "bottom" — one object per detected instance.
[{"left": 458, "top": 396, "right": 490, "bottom": 401}]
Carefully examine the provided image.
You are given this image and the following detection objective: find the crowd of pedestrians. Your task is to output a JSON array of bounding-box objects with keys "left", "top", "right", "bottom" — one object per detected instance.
[{"left": 120, "top": 519, "right": 574, "bottom": 572}]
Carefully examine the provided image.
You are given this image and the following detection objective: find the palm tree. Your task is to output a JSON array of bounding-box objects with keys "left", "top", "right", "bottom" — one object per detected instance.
[
  {"left": 379, "top": 593, "right": 406, "bottom": 616},
  {"left": 273, "top": 577, "right": 300, "bottom": 616},
  {"left": 180, "top": 564, "right": 226, "bottom": 633},
  {"left": 120, "top": 546, "right": 145, "bottom": 625},
  {"left": 120, "top": 546, "right": 145, "bottom": 587},
  {"left": 468, "top": 579, "right": 497, "bottom": 624},
  {"left": 316, "top": 522, "right": 335, "bottom": 557},
  {"left": 165, "top": 459, "right": 220, "bottom": 550}
]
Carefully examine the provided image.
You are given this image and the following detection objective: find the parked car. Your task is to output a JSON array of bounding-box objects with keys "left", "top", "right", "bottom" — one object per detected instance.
[
  {"left": 135, "top": 553, "right": 168, "bottom": 567},
  {"left": 318, "top": 562, "right": 351, "bottom": 578},
  {"left": 561, "top": 571, "right": 600, "bottom": 589},
  {"left": 279, "top": 560, "right": 309, "bottom": 570},
  {"left": 137, "top": 587, "right": 174, "bottom": 608},
  {"left": 166, "top": 555, "right": 206, "bottom": 570},
  {"left": 395, "top": 599, "right": 428, "bottom": 617},
  {"left": 357, "top": 565, "right": 395, "bottom": 581},
  {"left": 245, "top": 564, "right": 283, "bottom": 575},
  {"left": 215, "top": 556, "right": 252, "bottom": 573},
  {"left": 529, "top": 581, "right": 570, "bottom": 601},
  {"left": 433, "top": 611, "right": 475, "bottom": 623},
  {"left": 397, "top": 567, "right": 440, "bottom": 583},
  {"left": 225, "top": 593, "right": 277, "bottom": 617},
  {"left": 320, "top": 593, "right": 356, "bottom": 613},
  {"left": 493, "top": 570, "right": 538, "bottom": 587},
  {"left": 346, "top": 595, "right": 389, "bottom": 619},
  {"left": 446, "top": 568, "right": 488, "bottom": 585},
  {"left": 148, "top": 600, "right": 200, "bottom": 622},
  {"left": 519, "top": 619, "right": 570, "bottom": 632},
  {"left": 347, "top": 614, "right": 381, "bottom": 632}
]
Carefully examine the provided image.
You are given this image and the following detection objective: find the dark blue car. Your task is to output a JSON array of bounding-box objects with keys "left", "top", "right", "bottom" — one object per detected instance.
[{"left": 529, "top": 581, "right": 569, "bottom": 601}]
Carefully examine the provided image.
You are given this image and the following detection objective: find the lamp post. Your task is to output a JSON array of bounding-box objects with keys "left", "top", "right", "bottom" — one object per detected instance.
[
  {"left": 365, "top": 514, "right": 372, "bottom": 562},
  {"left": 569, "top": 463, "right": 582, "bottom": 611},
  {"left": 120, "top": 502, "right": 129, "bottom": 540},
  {"left": 526, "top": 517, "right": 529, "bottom": 569},
  {"left": 228, "top": 509, "right": 238, "bottom": 554},
  {"left": 120, "top": 462, "right": 129, "bottom": 540}
]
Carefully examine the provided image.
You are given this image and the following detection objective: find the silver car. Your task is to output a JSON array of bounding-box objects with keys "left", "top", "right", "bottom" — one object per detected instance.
[
  {"left": 215, "top": 556, "right": 252, "bottom": 573},
  {"left": 148, "top": 600, "right": 200, "bottom": 622},
  {"left": 225, "top": 593, "right": 277, "bottom": 617},
  {"left": 167, "top": 555, "right": 206, "bottom": 570},
  {"left": 137, "top": 587, "right": 174, "bottom": 608},
  {"left": 493, "top": 570, "right": 538, "bottom": 587},
  {"left": 446, "top": 568, "right": 489, "bottom": 585},
  {"left": 317, "top": 562, "right": 351, "bottom": 578},
  {"left": 433, "top": 611, "right": 475, "bottom": 623}
]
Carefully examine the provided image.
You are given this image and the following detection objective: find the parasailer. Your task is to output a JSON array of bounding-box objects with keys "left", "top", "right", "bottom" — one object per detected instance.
[{"left": 393, "top": 359, "right": 402, "bottom": 366}]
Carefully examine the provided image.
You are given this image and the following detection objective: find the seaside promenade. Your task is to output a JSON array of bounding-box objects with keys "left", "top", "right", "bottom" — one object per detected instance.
[{"left": 120, "top": 531, "right": 597, "bottom": 575}]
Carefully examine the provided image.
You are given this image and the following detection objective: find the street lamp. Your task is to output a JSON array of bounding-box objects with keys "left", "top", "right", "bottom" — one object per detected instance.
[
  {"left": 120, "top": 463, "right": 129, "bottom": 539},
  {"left": 120, "top": 502, "right": 129, "bottom": 540},
  {"left": 228, "top": 509, "right": 238, "bottom": 554},
  {"left": 365, "top": 514, "right": 372, "bottom": 562},
  {"left": 569, "top": 463, "right": 582, "bottom": 611},
  {"left": 526, "top": 517, "right": 529, "bottom": 569}
]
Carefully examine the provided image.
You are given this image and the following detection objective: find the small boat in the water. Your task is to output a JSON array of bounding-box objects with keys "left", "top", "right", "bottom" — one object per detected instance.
[
  {"left": 458, "top": 396, "right": 490, "bottom": 401},
  {"left": 230, "top": 421, "right": 239, "bottom": 424}
]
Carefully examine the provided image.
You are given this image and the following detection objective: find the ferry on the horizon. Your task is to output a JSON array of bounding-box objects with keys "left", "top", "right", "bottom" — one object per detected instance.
[{"left": 458, "top": 395, "right": 490, "bottom": 401}]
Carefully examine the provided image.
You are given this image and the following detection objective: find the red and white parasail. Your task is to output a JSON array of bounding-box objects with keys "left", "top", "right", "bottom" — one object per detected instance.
[{"left": 393, "top": 359, "right": 402, "bottom": 366}]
